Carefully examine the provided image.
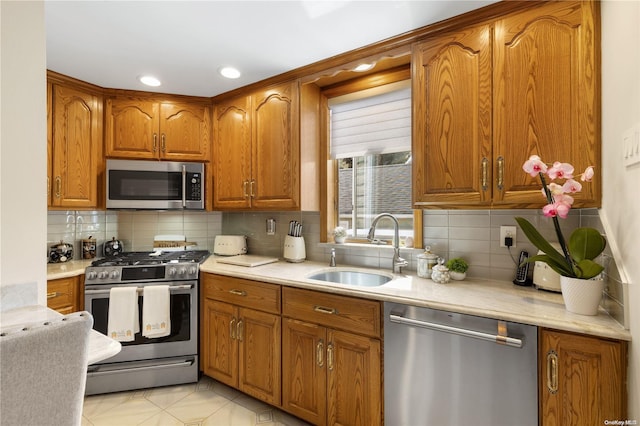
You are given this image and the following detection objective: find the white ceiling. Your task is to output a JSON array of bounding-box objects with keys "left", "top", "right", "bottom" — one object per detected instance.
[{"left": 45, "top": 1, "right": 496, "bottom": 97}]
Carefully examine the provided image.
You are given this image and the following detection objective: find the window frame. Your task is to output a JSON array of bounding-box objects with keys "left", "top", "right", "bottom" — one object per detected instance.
[{"left": 319, "top": 65, "right": 422, "bottom": 246}]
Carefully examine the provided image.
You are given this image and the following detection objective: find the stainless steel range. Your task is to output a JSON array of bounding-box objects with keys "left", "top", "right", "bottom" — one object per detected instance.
[{"left": 84, "top": 250, "right": 209, "bottom": 395}]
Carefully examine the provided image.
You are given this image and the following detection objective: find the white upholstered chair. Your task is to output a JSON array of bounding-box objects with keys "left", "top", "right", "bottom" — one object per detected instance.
[{"left": 0, "top": 311, "right": 93, "bottom": 426}]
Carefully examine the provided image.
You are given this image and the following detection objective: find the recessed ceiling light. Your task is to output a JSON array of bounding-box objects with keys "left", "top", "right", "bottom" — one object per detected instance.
[
  {"left": 353, "top": 63, "right": 375, "bottom": 72},
  {"left": 219, "top": 66, "right": 241, "bottom": 79},
  {"left": 138, "top": 75, "right": 161, "bottom": 87}
]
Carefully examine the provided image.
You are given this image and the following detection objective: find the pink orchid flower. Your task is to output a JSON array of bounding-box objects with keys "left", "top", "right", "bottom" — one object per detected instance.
[
  {"left": 581, "top": 166, "right": 594, "bottom": 182},
  {"left": 547, "top": 162, "right": 574, "bottom": 180},
  {"left": 523, "top": 155, "right": 548, "bottom": 177},
  {"left": 562, "top": 179, "right": 582, "bottom": 193},
  {"left": 546, "top": 182, "right": 565, "bottom": 196}
]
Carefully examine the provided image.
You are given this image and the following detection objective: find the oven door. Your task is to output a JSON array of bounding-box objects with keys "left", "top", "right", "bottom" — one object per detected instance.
[{"left": 85, "top": 281, "right": 198, "bottom": 364}]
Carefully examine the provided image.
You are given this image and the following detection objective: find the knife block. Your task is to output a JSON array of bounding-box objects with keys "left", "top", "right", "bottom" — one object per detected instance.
[{"left": 284, "top": 236, "right": 306, "bottom": 263}]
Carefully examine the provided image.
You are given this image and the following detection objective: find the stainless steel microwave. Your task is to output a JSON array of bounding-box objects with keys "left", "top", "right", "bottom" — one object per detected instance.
[{"left": 106, "top": 159, "right": 205, "bottom": 210}]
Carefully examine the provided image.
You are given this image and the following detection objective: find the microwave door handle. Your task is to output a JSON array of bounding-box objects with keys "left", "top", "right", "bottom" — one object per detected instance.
[{"left": 182, "top": 165, "right": 187, "bottom": 208}]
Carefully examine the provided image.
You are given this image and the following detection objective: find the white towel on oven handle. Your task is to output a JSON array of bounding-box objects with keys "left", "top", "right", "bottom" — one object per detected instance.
[
  {"left": 107, "top": 287, "right": 139, "bottom": 342},
  {"left": 142, "top": 285, "right": 171, "bottom": 338}
]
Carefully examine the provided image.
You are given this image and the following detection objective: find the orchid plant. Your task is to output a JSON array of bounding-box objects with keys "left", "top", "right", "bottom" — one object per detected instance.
[{"left": 515, "top": 155, "right": 606, "bottom": 279}]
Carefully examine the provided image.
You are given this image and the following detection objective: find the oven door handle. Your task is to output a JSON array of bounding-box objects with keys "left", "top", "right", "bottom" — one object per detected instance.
[
  {"left": 85, "top": 284, "right": 193, "bottom": 295},
  {"left": 87, "top": 359, "right": 194, "bottom": 376}
]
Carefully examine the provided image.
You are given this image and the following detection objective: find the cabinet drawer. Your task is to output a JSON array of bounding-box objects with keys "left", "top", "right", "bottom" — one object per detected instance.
[
  {"left": 47, "top": 277, "right": 76, "bottom": 311},
  {"left": 282, "top": 287, "right": 381, "bottom": 338},
  {"left": 201, "top": 274, "right": 281, "bottom": 314}
]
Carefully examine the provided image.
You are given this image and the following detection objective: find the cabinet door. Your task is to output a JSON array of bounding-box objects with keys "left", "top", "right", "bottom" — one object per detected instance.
[
  {"left": 251, "top": 81, "right": 300, "bottom": 210},
  {"left": 105, "top": 98, "right": 159, "bottom": 159},
  {"left": 50, "top": 84, "right": 101, "bottom": 208},
  {"left": 327, "top": 329, "right": 382, "bottom": 426},
  {"left": 201, "top": 299, "right": 238, "bottom": 388},
  {"left": 238, "top": 308, "right": 281, "bottom": 405},
  {"left": 47, "top": 276, "right": 79, "bottom": 314},
  {"left": 159, "top": 102, "right": 210, "bottom": 161},
  {"left": 213, "top": 96, "right": 252, "bottom": 209},
  {"left": 540, "top": 329, "right": 626, "bottom": 425},
  {"left": 282, "top": 318, "right": 327, "bottom": 425},
  {"left": 412, "top": 24, "right": 492, "bottom": 207},
  {"left": 493, "top": 1, "right": 600, "bottom": 207}
]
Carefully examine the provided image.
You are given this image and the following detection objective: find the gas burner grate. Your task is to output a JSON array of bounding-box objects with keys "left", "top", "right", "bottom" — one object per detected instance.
[{"left": 91, "top": 250, "right": 210, "bottom": 267}]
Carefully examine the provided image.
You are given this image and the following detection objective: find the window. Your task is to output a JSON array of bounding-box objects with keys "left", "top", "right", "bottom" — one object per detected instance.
[{"left": 328, "top": 80, "right": 414, "bottom": 241}]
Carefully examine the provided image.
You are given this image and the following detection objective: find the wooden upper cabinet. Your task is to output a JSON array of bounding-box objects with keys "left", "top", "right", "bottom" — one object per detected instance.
[
  {"left": 160, "top": 102, "right": 211, "bottom": 161},
  {"left": 413, "top": 23, "right": 492, "bottom": 207},
  {"left": 493, "top": 1, "right": 600, "bottom": 207},
  {"left": 413, "top": 1, "right": 600, "bottom": 209},
  {"left": 539, "top": 329, "right": 627, "bottom": 425},
  {"left": 105, "top": 96, "right": 210, "bottom": 161},
  {"left": 213, "top": 95, "right": 252, "bottom": 209},
  {"left": 49, "top": 82, "right": 102, "bottom": 208},
  {"left": 251, "top": 82, "right": 300, "bottom": 210},
  {"left": 212, "top": 81, "right": 301, "bottom": 210}
]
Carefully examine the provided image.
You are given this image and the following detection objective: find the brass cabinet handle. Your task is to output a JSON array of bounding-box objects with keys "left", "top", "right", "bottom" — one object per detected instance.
[
  {"left": 47, "top": 177, "right": 50, "bottom": 198},
  {"left": 153, "top": 133, "right": 158, "bottom": 152},
  {"left": 236, "top": 320, "right": 243, "bottom": 342},
  {"left": 547, "top": 349, "right": 558, "bottom": 394},
  {"left": 327, "top": 343, "right": 334, "bottom": 371},
  {"left": 316, "top": 339, "right": 324, "bottom": 368},
  {"left": 55, "top": 176, "right": 61, "bottom": 199},
  {"left": 229, "top": 289, "right": 247, "bottom": 297},
  {"left": 313, "top": 305, "right": 337, "bottom": 315},
  {"left": 250, "top": 180, "right": 256, "bottom": 197},
  {"left": 161, "top": 134, "right": 166, "bottom": 152},
  {"left": 230, "top": 317, "right": 236, "bottom": 340},
  {"left": 243, "top": 180, "right": 249, "bottom": 198},
  {"left": 47, "top": 291, "right": 59, "bottom": 299},
  {"left": 481, "top": 157, "right": 489, "bottom": 191},
  {"left": 496, "top": 156, "right": 504, "bottom": 190}
]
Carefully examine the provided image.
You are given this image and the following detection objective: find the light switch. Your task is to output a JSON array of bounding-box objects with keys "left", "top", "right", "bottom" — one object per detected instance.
[{"left": 623, "top": 123, "right": 640, "bottom": 168}]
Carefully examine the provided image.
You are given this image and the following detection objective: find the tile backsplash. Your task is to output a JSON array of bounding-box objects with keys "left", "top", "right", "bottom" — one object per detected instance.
[{"left": 47, "top": 207, "right": 627, "bottom": 327}]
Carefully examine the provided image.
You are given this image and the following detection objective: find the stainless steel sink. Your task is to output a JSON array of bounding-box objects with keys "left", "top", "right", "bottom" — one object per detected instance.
[{"left": 307, "top": 269, "right": 393, "bottom": 287}]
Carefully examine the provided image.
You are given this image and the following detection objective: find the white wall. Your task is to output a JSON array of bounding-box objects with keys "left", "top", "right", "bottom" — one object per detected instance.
[
  {"left": 0, "top": 1, "right": 47, "bottom": 308},
  {"left": 601, "top": 0, "right": 640, "bottom": 418}
]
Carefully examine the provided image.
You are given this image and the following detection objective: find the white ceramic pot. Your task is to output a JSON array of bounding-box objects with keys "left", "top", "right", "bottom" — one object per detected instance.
[
  {"left": 560, "top": 276, "right": 605, "bottom": 316},
  {"left": 334, "top": 236, "right": 346, "bottom": 244},
  {"left": 450, "top": 271, "right": 466, "bottom": 281}
]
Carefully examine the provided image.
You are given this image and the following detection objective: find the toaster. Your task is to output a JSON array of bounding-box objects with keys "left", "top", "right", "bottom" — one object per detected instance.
[{"left": 214, "top": 235, "right": 247, "bottom": 256}]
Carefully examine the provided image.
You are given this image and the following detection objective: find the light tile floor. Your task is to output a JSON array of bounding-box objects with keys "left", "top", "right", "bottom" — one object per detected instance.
[{"left": 82, "top": 376, "right": 311, "bottom": 426}]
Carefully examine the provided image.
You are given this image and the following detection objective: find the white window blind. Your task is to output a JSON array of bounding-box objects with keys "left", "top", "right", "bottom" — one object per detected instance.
[{"left": 329, "top": 83, "right": 411, "bottom": 159}]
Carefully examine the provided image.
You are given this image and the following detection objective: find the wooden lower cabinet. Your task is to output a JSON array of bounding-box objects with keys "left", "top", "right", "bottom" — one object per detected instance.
[
  {"left": 539, "top": 328, "right": 627, "bottom": 425},
  {"left": 47, "top": 276, "right": 83, "bottom": 314},
  {"left": 200, "top": 274, "right": 281, "bottom": 405},
  {"left": 282, "top": 288, "right": 382, "bottom": 426}
]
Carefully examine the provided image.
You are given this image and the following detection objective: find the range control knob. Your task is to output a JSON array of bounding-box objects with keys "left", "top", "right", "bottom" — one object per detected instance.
[
  {"left": 188, "top": 266, "right": 198, "bottom": 275},
  {"left": 178, "top": 267, "right": 186, "bottom": 276},
  {"left": 110, "top": 270, "right": 120, "bottom": 280},
  {"left": 86, "top": 271, "right": 97, "bottom": 280},
  {"left": 98, "top": 271, "right": 108, "bottom": 280},
  {"left": 168, "top": 267, "right": 177, "bottom": 277}
]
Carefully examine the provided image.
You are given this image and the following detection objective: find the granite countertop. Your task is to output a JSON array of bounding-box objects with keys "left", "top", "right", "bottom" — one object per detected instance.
[
  {"left": 0, "top": 304, "right": 121, "bottom": 365},
  {"left": 47, "top": 260, "right": 94, "bottom": 280},
  {"left": 200, "top": 257, "right": 631, "bottom": 341}
]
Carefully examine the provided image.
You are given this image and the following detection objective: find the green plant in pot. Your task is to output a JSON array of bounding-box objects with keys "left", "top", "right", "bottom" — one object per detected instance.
[
  {"left": 446, "top": 257, "right": 468, "bottom": 280},
  {"left": 515, "top": 155, "right": 606, "bottom": 315}
]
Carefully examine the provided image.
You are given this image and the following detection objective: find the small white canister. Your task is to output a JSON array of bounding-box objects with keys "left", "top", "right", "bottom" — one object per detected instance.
[
  {"left": 417, "top": 246, "right": 439, "bottom": 278},
  {"left": 431, "top": 257, "right": 450, "bottom": 284}
]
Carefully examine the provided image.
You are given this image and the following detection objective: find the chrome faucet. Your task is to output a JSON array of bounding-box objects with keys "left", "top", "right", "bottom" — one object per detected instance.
[
  {"left": 367, "top": 213, "right": 408, "bottom": 273},
  {"left": 329, "top": 248, "right": 336, "bottom": 267}
]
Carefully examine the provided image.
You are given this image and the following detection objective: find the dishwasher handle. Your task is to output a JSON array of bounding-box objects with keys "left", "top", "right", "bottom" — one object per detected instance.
[{"left": 389, "top": 313, "right": 524, "bottom": 348}]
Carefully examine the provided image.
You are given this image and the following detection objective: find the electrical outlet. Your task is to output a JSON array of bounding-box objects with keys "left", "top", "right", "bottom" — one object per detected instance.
[{"left": 500, "top": 226, "right": 517, "bottom": 248}]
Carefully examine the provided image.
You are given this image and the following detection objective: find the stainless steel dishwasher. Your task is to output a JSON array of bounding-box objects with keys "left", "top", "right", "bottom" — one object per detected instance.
[{"left": 384, "top": 303, "right": 538, "bottom": 426}]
